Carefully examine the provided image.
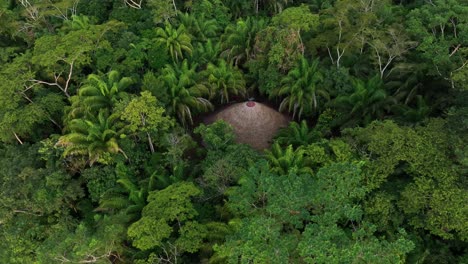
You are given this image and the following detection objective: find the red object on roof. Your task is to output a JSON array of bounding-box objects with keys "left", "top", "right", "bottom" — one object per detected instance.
[{"left": 246, "top": 101, "right": 256, "bottom": 107}]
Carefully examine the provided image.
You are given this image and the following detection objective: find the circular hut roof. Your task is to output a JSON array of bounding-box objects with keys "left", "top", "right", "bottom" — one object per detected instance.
[{"left": 205, "top": 101, "right": 290, "bottom": 150}]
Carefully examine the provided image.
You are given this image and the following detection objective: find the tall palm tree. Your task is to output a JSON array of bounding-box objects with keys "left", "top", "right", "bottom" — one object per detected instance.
[
  {"left": 177, "top": 12, "right": 220, "bottom": 41},
  {"left": 58, "top": 110, "right": 127, "bottom": 165},
  {"left": 266, "top": 143, "right": 312, "bottom": 175},
  {"left": 220, "top": 17, "right": 268, "bottom": 66},
  {"left": 205, "top": 59, "right": 246, "bottom": 103},
  {"left": 391, "top": 95, "right": 430, "bottom": 125},
  {"left": 334, "top": 75, "right": 394, "bottom": 126},
  {"left": 275, "top": 120, "right": 320, "bottom": 148},
  {"left": 96, "top": 164, "right": 157, "bottom": 222},
  {"left": 63, "top": 15, "right": 91, "bottom": 31},
  {"left": 68, "top": 70, "right": 133, "bottom": 119},
  {"left": 161, "top": 60, "right": 213, "bottom": 126},
  {"left": 271, "top": 58, "right": 328, "bottom": 119},
  {"left": 193, "top": 39, "right": 220, "bottom": 67},
  {"left": 156, "top": 22, "right": 193, "bottom": 63}
]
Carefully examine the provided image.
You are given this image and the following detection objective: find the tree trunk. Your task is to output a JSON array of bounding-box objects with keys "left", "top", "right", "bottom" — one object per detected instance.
[
  {"left": 147, "top": 132, "right": 155, "bottom": 153},
  {"left": 13, "top": 131, "right": 23, "bottom": 145}
]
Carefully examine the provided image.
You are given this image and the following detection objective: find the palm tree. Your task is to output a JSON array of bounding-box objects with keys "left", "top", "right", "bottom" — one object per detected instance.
[
  {"left": 58, "top": 110, "right": 127, "bottom": 165},
  {"left": 63, "top": 15, "right": 91, "bottom": 31},
  {"left": 178, "top": 12, "right": 220, "bottom": 41},
  {"left": 271, "top": 58, "right": 328, "bottom": 119},
  {"left": 265, "top": 0, "right": 291, "bottom": 14},
  {"left": 205, "top": 59, "right": 246, "bottom": 103},
  {"left": 266, "top": 143, "right": 312, "bottom": 175},
  {"left": 96, "top": 164, "right": 156, "bottom": 222},
  {"left": 156, "top": 22, "right": 193, "bottom": 63},
  {"left": 161, "top": 60, "right": 213, "bottom": 126},
  {"left": 68, "top": 70, "right": 133, "bottom": 119},
  {"left": 224, "top": 0, "right": 249, "bottom": 19},
  {"left": 220, "top": 17, "right": 268, "bottom": 66},
  {"left": 193, "top": 39, "right": 220, "bottom": 67},
  {"left": 334, "top": 75, "right": 394, "bottom": 127},
  {"left": 275, "top": 120, "right": 320, "bottom": 148},
  {"left": 391, "top": 95, "right": 430, "bottom": 125}
]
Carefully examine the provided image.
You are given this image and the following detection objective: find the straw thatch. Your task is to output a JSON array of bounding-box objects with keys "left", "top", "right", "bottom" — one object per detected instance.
[{"left": 204, "top": 101, "right": 290, "bottom": 150}]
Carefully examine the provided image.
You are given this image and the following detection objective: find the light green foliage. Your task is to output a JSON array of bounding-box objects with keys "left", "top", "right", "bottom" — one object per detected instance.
[
  {"left": 272, "top": 4, "right": 319, "bottom": 32},
  {"left": 120, "top": 91, "right": 173, "bottom": 153},
  {"left": 0, "top": 2, "right": 18, "bottom": 37},
  {"left": 313, "top": 0, "right": 389, "bottom": 68},
  {"left": 1, "top": 0, "right": 467, "bottom": 262},
  {"left": 259, "top": 5, "right": 319, "bottom": 71},
  {"left": 367, "top": 24, "right": 417, "bottom": 78},
  {"left": 219, "top": 157, "right": 414, "bottom": 262},
  {"left": 248, "top": 15, "right": 312, "bottom": 95},
  {"left": 363, "top": 191, "right": 403, "bottom": 233},
  {"left": 0, "top": 54, "right": 64, "bottom": 143},
  {"left": 215, "top": 216, "right": 295, "bottom": 263},
  {"left": 302, "top": 139, "right": 356, "bottom": 174},
  {"left": 347, "top": 119, "right": 468, "bottom": 240},
  {"left": 128, "top": 182, "right": 208, "bottom": 259},
  {"left": 161, "top": 129, "right": 197, "bottom": 175},
  {"left": 37, "top": 212, "right": 129, "bottom": 263},
  {"left": 311, "top": 162, "right": 367, "bottom": 219},
  {"left": 205, "top": 150, "right": 258, "bottom": 196},
  {"left": 217, "top": 161, "right": 310, "bottom": 262},
  {"left": 12, "top": 0, "right": 80, "bottom": 38},
  {"left": 32, "top": 19, "right": 124, "bottom": 96},
  {"left": 121, "top": 91, "right": 172, "bottom": 134},
  {"left": 452, "top": 66, "right": 468, "bottom": 91},
  {"left": 298, "top": 162, "right": 414, "bottom": 263},
  {"left": 299, "top": 223, "right": 414, "bottom": 264}
]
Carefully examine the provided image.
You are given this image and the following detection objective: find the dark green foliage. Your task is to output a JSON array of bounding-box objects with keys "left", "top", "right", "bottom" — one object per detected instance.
[
  {"left": 0, "top": 143, "right": 83, "bottom": 263},
  {"left": 81, "top": 165, "right": 118, "bottom": 203},
  {"left": 1, "top": 1, "right": 466, "bottom": 262},
  {"left": 195, "top": 121, "right": 259, "bottom": 195},
  {"left": 275, "top": 120, "right": 321, "bottom": 148},
  {"left": 158, "top": 60, "right": 213, "bottom": 126},
  {"left": 194, "top": 120, "right": 235, "bottom": 152},
  {"left": 334, "top": 75, "right": 394, "bottom": 127}
]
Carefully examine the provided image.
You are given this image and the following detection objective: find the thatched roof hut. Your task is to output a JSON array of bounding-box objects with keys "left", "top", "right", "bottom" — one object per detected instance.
[{"left": 204, "top": 101, "right": 290, "bottom": 150}]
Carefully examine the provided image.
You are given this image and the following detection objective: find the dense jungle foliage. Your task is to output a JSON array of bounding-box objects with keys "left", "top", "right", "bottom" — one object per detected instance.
[{"left": 0, "top": 0, "right": 467, "bottom": 263}]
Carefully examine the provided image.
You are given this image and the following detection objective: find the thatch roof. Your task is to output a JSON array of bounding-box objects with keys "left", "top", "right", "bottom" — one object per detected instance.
[{"left": 204, "top": 101, "right": 290, "bottom": 150}]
